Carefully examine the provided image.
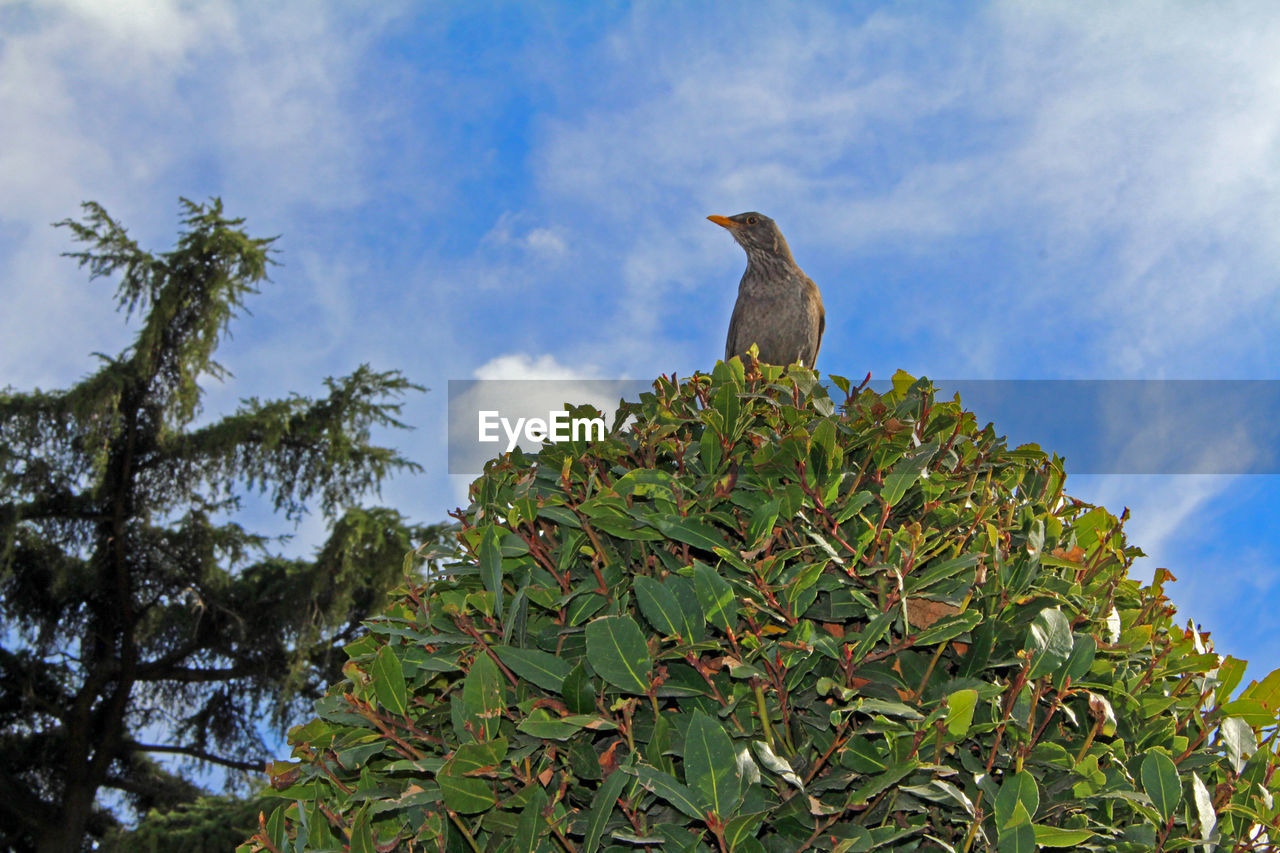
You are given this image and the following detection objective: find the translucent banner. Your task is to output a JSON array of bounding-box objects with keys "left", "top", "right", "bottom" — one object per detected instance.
[{"left": 447, "top": 378, "right": 1280, "bottom": 476}]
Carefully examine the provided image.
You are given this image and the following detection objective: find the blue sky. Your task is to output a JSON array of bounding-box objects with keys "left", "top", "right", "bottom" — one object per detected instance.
[{"left": 4, "top": 2, "right": 1280, "bottom": 690}]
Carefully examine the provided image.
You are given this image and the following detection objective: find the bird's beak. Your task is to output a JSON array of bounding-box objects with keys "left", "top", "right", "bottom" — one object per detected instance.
[{"left": 707, "top": 214, "right": 736, "bottom": 229}]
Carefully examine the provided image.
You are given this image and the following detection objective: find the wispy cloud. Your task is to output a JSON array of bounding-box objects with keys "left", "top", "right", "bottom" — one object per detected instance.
[
  {"left": 528, "top": 3, "right": 1280, "bottom": 378},
  {"left": 0, "top": 1, "right": 411, "bottom": 389}
]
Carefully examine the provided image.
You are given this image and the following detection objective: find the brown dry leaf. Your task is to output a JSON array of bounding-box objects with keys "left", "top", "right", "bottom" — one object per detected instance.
[
  {"left": 808, "top": 795, "right": 843, "bottom": 816},
  {"left": 267, "top": 762, "right": 301, "bottom": 791},
  {"left": 1050, "top": 545, "right": 1086, "bottom": 563},
  {"left": 906, "top": 597, "right": 961, "bottom": 630},
  {"left": 821, "top": 622, "right": 846, "bottom": 639},
  {"left": 598, "top": 739, "right": 622, "bottom": 775}
]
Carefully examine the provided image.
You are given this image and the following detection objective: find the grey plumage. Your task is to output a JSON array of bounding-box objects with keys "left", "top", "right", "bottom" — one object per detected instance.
[{"left": 709, "top": 211, "right": 825, "bottom": 368}]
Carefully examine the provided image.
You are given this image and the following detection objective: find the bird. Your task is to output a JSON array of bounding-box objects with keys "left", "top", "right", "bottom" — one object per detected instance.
[{"left": 708, "top": 211, "right": 825, "bottom": 369}]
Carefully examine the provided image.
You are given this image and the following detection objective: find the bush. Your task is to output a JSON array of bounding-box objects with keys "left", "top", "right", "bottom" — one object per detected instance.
[{"left": 243, "top": 362, "right": 1280, "bottom": 852}]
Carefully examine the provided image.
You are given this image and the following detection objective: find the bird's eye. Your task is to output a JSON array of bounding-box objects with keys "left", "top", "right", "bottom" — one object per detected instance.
[{"left": 747, "top": 216, "right": 758, "bottom": 225}]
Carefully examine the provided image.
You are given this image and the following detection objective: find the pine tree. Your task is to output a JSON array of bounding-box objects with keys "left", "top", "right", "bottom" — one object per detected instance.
[{"left": 0, "top": 199, "right": 440, "bottom": 852}]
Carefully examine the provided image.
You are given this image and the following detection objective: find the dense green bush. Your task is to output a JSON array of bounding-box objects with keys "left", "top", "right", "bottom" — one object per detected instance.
[
  {"left": 103, "top": 794, "right": 266, "bottom": 853},
  {"left": 243, "top": 362, "right": 1280, "bottom": 852}
]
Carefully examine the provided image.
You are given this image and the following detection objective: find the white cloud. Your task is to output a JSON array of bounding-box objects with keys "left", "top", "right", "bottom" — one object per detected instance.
[
  {"left": 0, "top": 1, "right": 409, "bottom": 389},
  {"left": 482, "top": 212, "right": 569, "bottom": 259},
  {"left": 473, "top": 352, "right": 598, "bottom": 381}
]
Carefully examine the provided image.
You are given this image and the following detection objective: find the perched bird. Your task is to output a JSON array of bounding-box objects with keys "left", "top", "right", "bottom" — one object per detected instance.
[{"left": 708, "top": 212, "right": 825, "bottom": 369}]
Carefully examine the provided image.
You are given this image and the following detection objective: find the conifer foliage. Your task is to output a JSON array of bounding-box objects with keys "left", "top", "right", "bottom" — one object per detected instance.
[
  {"left": 0, "top": 200, "right": 434, "bottom": 852},
  {"left": 248, "top": 362, "right": 1280, "bottom": 852}
]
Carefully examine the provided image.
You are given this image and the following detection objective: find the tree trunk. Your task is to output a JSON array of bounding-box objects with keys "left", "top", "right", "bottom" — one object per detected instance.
[{"left": 35, "top": 783, "right": 96, "bottom": 853}]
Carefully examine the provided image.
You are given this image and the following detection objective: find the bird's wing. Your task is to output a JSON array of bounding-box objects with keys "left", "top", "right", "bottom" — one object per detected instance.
[
  {"left": 808, "top": 277, "right": 825, "bottom": 366},
  {"left": 725, "top": 299, "right": 741, "bottom": 362}
]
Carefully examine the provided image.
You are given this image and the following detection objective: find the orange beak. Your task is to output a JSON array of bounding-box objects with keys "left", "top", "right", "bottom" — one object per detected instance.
[{"left": 707, "top": 214, "right": 736, "bottom": 229}]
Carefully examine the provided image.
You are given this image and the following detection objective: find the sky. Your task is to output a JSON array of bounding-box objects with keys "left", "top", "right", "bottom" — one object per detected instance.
[{"left": 3, "top": 0, "right": 1280, "bottom": 708}]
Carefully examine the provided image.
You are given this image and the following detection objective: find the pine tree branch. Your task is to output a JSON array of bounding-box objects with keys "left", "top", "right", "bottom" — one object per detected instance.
[
  {"left": 128, "top": 741, "right": 264, "bottom": 773},
  {"left": 135, "top": 663, "right": 253, "bottom": 684},
  {"left": 0, "top": 765, "right": 52, "bottom": 834}
]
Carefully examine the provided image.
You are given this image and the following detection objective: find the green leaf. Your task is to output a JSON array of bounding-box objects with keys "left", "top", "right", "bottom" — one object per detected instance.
[
  {"left": 1191, "top": 771, "right": 1216, "bottom": 843},
  {"left": 584, "top": 615, "right": 652, "bottom": 694},
  {"left": 904, "top": 553, "right": 981, "bottom": 593},
  {"left": 494, "top": 645, "right": 573, "bottom": 692},
  {"left": 995, "top": 771, "right": 1039, "bottom": 828},
  {"left": 810, "top": 418, "right": 839, "bottom": 466},
  {"left": 750, "top": 740, "right": 803, "bottom": 791},
  {"left": 478, "top": 524, "right": 504, "bottom": 619},
  {"left": 1240, "top": 665, "right": 1280, "bottom": 707},
  {"left": 833, "top": 490, "right": 874, "bottom": 524},
  {"left": 651, "top": 514, "right": 726, "bottom": 553},
  {"left": 849, "top": 608, "right": 895, "bottom": 662},
  {"left": 913, "top": 611, "right": 981, "bottom": 646},
  {"left": 944, "top": 688, "right": 978, "bottom": 738},
  {"left": 647, "top": 713, "right": 674, "bottom": 774},
  {"left": 849, "top": 759, "right": 916, "bottom": 805},
  {"left": 1215, "top": 656, "right": 1248, "bottom": 702},
  {"left": 1222, "top": 716, "right": 1257, "bottom": 773},
  {"left": 665, "top": 575, "right": 706, "bottom": 643},
  {"left": 562, "top": 661, "right": 597, "bottom": 714},
  {"left": 997, "top": 813, "right": 1035, "bottom": 853},
  {"left": 724, "top": 812, "right": 765, "bottom": 851},
  {"left": 438, "top": 769, "right": 494, "bottom": 814},
  {"left": 613, "top": 469, "right": 677, "bottom": 500},
  {"left": 1219, "top": 696, "right": 1277, "bottom": 727},
  {"left": 538, "top": 505, "right": 581, "bottom": 528},
  {"left": 747, "top": 499, "right": 780, "bottom": 549},
  {"left": 462, "top": 652, "right": 505, "bottom": 741},
  {"left": 517, "top": 709, "right": 584, "bottom": 740},
  {"left": 1054, "top": 632, "right": 1096, "bottom": 689},
  {"left": 371, "top": 645, "right": 408, "bottom": 716},
  {"left": 1025, "top": 607, "right": 1073, "bottom": 679},
  {"left": 634, "top": 576, "right": 687, "bottom": 639},
  {"left": 450, "top": 737, "right": 508, "bottom": 772},
  {"left": 684, "top": 710, "right": 743, "bottom": 817},
  {"left": 700, "top": 425, "right": 723, "bottom": 474},
  {"left": 839, "top": 736, "right": 888, "bottom": 773},
  {"left": 627, "top": 764, "right": 706, "bottom": 820},
  {"left": 1032, "top": 825, "right": 1096, "bottom": 847},
  {"left": 265, "top": 804, "right": 287, "bottom": 850},
  {"left": 583, "top": 770, "right": 630, "bottom": 853},
  {"left": 513, "top": 786, "right": 549, "bottom": 853},
  {"left": 438, "top": 740, "right": 505, "bottom": 814},
  {"left": 693, "top": 562, "right": 739, "bottom": 633},
  {"left": 856, "top": 698, "right": 924, "bottom": 720},
  {"left": 880, "top": 441, "right": 939, "bottom": 506},
  {"left": 713, "top": 382, "right": 742, "bottom": 440},
  {"left": 349, "top": 808, "right": 376, "bottom": 853},
  {"left": 1140, "top": 749, "right": 1180, "bottom": 822},
  {"left": 566, "top": 591, "right": 607, "bottom": 626}
]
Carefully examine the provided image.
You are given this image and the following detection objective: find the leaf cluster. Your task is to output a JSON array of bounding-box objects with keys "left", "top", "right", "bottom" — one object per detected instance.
[{"left": 246, "top": 362, "right": 1280, "bottom": 852}]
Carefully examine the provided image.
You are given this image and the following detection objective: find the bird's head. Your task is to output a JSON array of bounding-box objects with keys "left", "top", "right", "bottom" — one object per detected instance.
[{"left": 707, "top": 211, "right": 793, "bottom": 261}]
